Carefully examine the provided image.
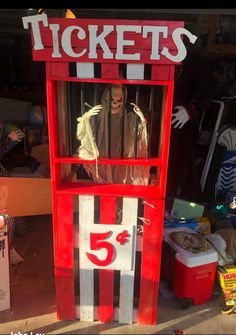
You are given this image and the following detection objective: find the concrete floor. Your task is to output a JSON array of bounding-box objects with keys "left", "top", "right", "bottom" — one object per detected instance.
[{"left": 0, "top": 215, "right": 236, "bottom": 334}]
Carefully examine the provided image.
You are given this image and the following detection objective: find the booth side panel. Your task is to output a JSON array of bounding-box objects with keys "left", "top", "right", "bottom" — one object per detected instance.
[
  {"left": 55, "top": 194, "right": 75, "bottom": 320},
  {"left": 138, "top": 198, "right": 164, "bottom": 324}
]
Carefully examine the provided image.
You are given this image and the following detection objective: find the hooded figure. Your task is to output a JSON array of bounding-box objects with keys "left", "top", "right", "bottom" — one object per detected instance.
[{"left": 76, "top": 84, "right": 150, "bottom": 185}]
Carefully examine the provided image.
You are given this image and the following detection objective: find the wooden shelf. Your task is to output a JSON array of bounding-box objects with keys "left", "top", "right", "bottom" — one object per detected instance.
[{"left": 57, "top": 181, "right": 162, "bottom": 199}]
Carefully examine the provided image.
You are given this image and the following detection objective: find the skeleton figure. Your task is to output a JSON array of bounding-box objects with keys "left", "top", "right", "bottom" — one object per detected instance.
[{"left": 76, "top": 84, "right": 150, "bottom": 185}]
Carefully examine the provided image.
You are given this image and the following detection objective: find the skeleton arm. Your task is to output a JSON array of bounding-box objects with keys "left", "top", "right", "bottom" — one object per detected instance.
[
  {"left": 130, "top": 103, "right": 147, "bottom": 125},
  {"left": 130, "top": 102, "right": 148, "bottom": 151},
  {"left": 76, "top": 105, "right": 102, "bottom": 160}
]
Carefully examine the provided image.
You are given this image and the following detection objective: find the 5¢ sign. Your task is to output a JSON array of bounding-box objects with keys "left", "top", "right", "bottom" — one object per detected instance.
[{"left": 79, "top": 224, "right": 136, "bottom": 270}]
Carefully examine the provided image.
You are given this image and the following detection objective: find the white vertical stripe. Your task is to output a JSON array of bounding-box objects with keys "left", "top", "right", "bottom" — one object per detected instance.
[
  {"left": 79, "top": 195, "right": 94, "bottom": 321},
  {"left": 76, "top": 62, "right": 94, "bottom": 78},
  {"left": 119, "top": 197, "right": 138, "bottom": 324},
  {"left": 126, "top": 64, "right": 144, "bottom": 80},
  {"left": 75, "top": 305, "right": 138, "bottom": 323}
]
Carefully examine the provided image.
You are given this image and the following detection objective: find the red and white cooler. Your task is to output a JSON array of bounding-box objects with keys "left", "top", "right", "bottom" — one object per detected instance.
[{"left": 162, "top": 227, "right": 218, "bottom": 308}]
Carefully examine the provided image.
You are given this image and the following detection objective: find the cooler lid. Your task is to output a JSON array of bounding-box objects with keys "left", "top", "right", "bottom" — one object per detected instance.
[{"left": 163, "top": 226, "right": 218, "bottom": 267}]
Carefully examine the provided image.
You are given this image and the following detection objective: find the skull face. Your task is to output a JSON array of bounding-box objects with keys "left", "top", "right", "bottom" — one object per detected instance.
[{"left": 111, "top": 85, "right": 123, "bottom": 114}]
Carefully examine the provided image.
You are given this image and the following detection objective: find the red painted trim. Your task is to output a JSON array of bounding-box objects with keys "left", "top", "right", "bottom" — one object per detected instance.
[
  {"left": 98, "top": 196, "right": 116, "bottom": 322},
  {"left": 46, "top": 77, "right": 171, "bottom": 86},
  {"left": 57, "top": 182, "right": 162, "bottom": 199},
  {"left": 56, "top": 194, "right": 75, "bottom": 320},
  {"left": 169, "top": 65, "right": 175, "bottom": 80},
  {"left": 46, "top": 18, "right": 184, "bottom": 28},
  {"left": 50, "top": 62, "right": 69, "bottom": 77},
  {"left": 55, "top": 157, "right": 162, "bottom": 166},
  {"left": 159, "top": 80, "right": 175, "bottom": 195},
  {"left": 101, "top": 63, "right": 119, "bottom": 79},
  {"left": 151, "top": 64, "right": 170, "bottom": 81},
  {"left": 138, "top": 199, "right": 164, "bottom": 325}
]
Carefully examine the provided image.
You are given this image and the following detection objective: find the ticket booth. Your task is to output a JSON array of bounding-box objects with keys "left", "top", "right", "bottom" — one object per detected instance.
[{"left": 23, "top": 14, "right": 194, "bottom": 324}]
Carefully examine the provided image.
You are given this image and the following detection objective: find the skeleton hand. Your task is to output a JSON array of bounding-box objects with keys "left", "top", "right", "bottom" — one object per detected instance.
[
  {"left": 8, "top": 129, "right": 24, "bottom": 142},
  {"left": 77, "top": 104, "right": 102, "bottom": 124},
  {"left": 130, "top": 103, "right": 147, "bottom": 124},
  {"left": 76, "top": 105, "right": 102, "bottom": 160},
  {"left": 171, "top": 106, "right": 190, "bottom": 129}
]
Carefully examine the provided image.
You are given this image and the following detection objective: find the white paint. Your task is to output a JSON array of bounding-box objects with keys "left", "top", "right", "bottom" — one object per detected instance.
[
  {"left": 116, "top": 25, "right": 141, "bottom": 60},
  {"left": 88, "top": 25, "right": 114, "bottom": 59},
  {"left": 142, "top": 26, "right": 168, "bottom": 60},
  {"left": 119, "top": 197, "right": 138, "bottom": 324},
  {"left": 79, "top": 195, "right": 94, "bottom": 322},
  {"left": 75, "top": 304, "right": 139, "bottom": 323},
  {"left": 126, "top": 63, "right": 144, "bottom": 80},
  {"left": 49, "top": 24, "right": 62, "bottom": 58},
  {"left": 76, "top": 62, "right": 94, "bottom": 78},
  {"left": 22, "top": 13, "right": 48, "bottom": 50},
  {"left": 161, "top": 27, "right": 198, "bottom": 62},
  {"left": 61, "top": 26, "right": 87, "bottom": 58},
  {"left": 80, "top": 223, "right": 135, "bottom": 270}
]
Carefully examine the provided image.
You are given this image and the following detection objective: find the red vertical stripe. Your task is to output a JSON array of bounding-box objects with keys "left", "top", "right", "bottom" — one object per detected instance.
[
  {"left": 151, "top": 64, "right": 170, "bottom": 81},
  {"left": 98, "top": 196, "right": 116, "bottom": 322},
  {"left": 46, "top": 78, "right": 63, "bottom": 319},
  {"left": 55, "top": 194, "right": 75, "bottom": 320},
  {"left": 49, "top": 62, "right": 69, "bottom": 77},
  {"left": 138, "top": 199, "right": 164, "bottom": 325},
  {"left": 101, "top": 63, "right": 119, "bottom": 79},
  {"left": 159, "top": 81, "right": 175, "bottom": 195},
  {"left": 169, "top": 65, "right": 175, "bottom": 80}
]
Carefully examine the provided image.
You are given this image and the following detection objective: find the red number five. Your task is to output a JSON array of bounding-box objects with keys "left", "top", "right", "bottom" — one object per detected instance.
[{"left": 86, "top": 231, "right": 115, "bottom": 267}]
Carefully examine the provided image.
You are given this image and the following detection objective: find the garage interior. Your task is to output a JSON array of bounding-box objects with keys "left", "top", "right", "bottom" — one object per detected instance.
[{"left": 1, "top": 8, "right": 236, "bottom": 334}]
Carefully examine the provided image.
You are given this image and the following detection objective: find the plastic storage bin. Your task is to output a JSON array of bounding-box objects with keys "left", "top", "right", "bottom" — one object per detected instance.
[{"left": 162, "top": 227, "right": 218, "bottom": 308}]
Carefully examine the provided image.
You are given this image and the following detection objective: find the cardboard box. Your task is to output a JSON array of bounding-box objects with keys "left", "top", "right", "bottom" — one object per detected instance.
[{"left": 218, "top": 266, "right": 236, "bottom": 306}]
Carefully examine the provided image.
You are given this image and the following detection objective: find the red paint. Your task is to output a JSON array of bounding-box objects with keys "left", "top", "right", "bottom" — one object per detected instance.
[
  {"left": 86, "top": 231, "right": 115, "bottom": 267},
  {"left": 49, "top": 62, "right": 69, "bottom": 77},
  {"left": 56, "top": 194, "right": 75, "bottom": 320},
  {"left": 57, "top": 181, "right": 162, "bottom": 199},
  {"left": 138, "top": 199, "right": 164, "bottom": 324},
  {"left": 102, "top": 63, "right": 119, "bottom": 79},
  {"left": 151, "top": 64, "right": 171, "bottom": 81}
]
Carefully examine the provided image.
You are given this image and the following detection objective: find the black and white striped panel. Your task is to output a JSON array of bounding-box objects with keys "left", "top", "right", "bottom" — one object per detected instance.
[{"left": 75, "top": 62, "right": 145, "bottom": 80}]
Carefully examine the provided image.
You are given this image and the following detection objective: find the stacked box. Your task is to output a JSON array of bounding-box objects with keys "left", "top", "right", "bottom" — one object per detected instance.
[{"left": 218, "top": 266, "right": 236, "bottom": 306}]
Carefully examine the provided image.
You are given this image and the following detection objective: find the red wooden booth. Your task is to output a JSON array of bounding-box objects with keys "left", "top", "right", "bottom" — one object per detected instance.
[{"left": 24, "top": 14, "right": 187, "bottom": 324}]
